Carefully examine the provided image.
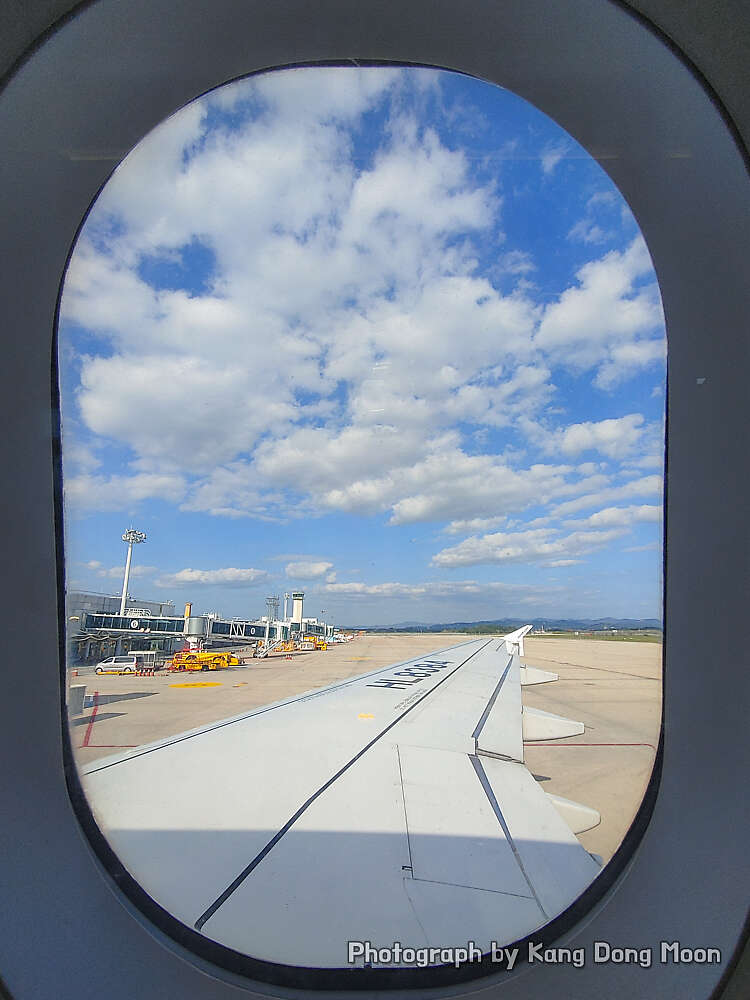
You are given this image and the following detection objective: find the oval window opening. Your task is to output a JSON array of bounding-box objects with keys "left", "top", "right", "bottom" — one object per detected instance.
[{"left": 59, "top": 65, "right": 664, "bottom": 986}]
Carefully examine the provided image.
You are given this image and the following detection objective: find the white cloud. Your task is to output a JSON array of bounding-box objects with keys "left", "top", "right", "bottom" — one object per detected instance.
[
  {"left": 567, "top": 190, "right": 620, "bottom": 246},
  {"left": 535, "top": 236, "right": 664, "bottom": 381},
  {"left": 63, "top": 440, "right": 102, "bottom": 473},
  {"left": 587, "top": 191, "right": 617, "bottom": 210},
  {"left": 255, "top": 425, "right": 435, "bottom": 501},
  {"left": 432, "top": 525, "right": 627, "bottom": 568},
  {"left": 324, "top": 580, "right": 537, "bottom": 599},
  {"left": 242, "top": 66, "right": 403, "bottom": 123},
  {"left": 621, "top": 452, "right": 664, "bottom": 471},
  {"left": 567, "top": 219, "right": 612, "bottom": 245},
  {"left": 65, "top": 67, "right": 555, "bottom": 519},
  {"left": 548, "top": 474, "right": 663, "bottom": 518},
  {"left": 498, "top": 250, "right": 535, "bottom": 275},
  {"left": 179, "top": 463, "right": 286, "bottom": 520},
  {"left": 285, "top": 560, "right": 333, "bottom": 580},
  {"left": 63, "top": 472, "right": 186, "bottom": 511},
  {"left": 594, "top": 338, "right": 668, "bottom": 389},
  {"left": 319, "top": 448, "right": 607, "bottom": 525},
  {"left": 541, "top": 143, "right": 568, "bottom": 175},
  {"left": 563, "top": 504, "right": 662, "bottom": 529},
  {"left": 529, "top": 413, "right": 646, "bottom": 459},
  {"left": 386, "top": 455, "right": 582, "bottom": 525},
  {"left": 192, "top": 427, "right": 614, "bottom": 527},
  {"left": 91, "top": 564, "right": 158, "bottom": 580},
  {"left": 76, "top": 353, "right": 298, "bottom": 472},
  {"left": 155, "top": 567, "right": 269, "bottom": 587},
  {"left": 444, "top": 515, "right": 509, "bottom": 536}
]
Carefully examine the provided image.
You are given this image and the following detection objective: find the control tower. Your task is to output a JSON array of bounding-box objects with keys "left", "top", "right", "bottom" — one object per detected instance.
[{"left": 291, "top": 592, "right": 304, "bottom": 626}]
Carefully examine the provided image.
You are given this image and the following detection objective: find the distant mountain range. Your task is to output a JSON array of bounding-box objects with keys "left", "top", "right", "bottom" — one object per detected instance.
[{"left": 350, "top": 617, "right": 662, "bottom": 633}]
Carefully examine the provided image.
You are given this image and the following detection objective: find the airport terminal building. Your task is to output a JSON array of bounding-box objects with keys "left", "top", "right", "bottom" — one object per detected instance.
[
  {"left": 66, "top": 591, "right": 184, "bottom": 664},
  {"left": 66, "top": 590, "right": 335, "bottom": 664}
]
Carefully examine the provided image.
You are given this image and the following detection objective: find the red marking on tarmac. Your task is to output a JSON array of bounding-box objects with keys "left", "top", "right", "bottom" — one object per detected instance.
[
  {"left": 525, "top": 741, "right": 657, "bottom": 749},
  {"left": 84, "top": 745, "right": 138, "bottom": 749},
  {"left": 81, "top": 691, "right": 99, "bottom": 748}
]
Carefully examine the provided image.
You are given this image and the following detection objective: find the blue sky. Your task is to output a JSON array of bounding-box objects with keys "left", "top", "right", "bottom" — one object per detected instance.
[{"left": 59, "top": 67, "right": 665, "bottom": 627}]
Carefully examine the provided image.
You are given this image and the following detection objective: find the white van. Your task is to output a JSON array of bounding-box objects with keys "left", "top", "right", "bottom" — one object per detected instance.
[{"left": 94, "top": 652, "right": 158, "bottom": 674}]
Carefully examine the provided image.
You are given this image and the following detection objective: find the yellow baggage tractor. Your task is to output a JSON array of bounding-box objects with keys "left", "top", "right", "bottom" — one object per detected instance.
[{"left": 169, "top": 650, "right": 240, "bottom": 672}]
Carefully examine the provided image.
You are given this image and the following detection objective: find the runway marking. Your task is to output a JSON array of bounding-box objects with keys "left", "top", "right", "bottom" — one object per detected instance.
[
  {"left": 524, "top": 659, "right": 660, "bottom": 681},
  {"left": 170, "top": 682, "right": 223, "bottom": 688},
  {"left": 81, "top": 691, "right": 99, "bottom": 748},
  {"left": 357, "top": 713, "right": 374, "bottom": 719},
  {"left": 526, "top": 741, "right": 657, "bottom": 750}
]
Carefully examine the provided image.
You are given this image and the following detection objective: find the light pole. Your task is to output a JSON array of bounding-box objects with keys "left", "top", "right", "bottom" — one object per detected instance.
[{"left": 119, "top": 528, "right": 146, "bottom": 616}]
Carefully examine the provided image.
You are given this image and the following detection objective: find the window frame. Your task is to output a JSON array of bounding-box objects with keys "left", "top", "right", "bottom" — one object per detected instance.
[{"left": 0, "top": 0, "right": 747, "bottom": 996}]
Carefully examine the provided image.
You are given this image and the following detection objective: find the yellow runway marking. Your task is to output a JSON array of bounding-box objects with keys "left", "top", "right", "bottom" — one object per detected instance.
[
  {"left": 170, "top": 682, "right": 223, "bottom": 688},
  {"left": 358, "top": 713, "right": 375, "bottom": 720},
  {"left": 347, "top": 657, "right": 371, "bottom": 661}
]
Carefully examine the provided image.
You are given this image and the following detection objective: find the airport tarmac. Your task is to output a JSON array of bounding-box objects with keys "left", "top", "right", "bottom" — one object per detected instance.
[
  {"left": 68, "top": 633, "right": 661, "bottom": 865},
  {"left": 520, "top": 636, "right": 661, "bottom": 862}
]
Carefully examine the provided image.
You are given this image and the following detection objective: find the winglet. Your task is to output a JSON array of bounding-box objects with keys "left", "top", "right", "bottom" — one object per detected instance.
[{"left": 501, "top": 624, "right": 533, "bottom": 657}]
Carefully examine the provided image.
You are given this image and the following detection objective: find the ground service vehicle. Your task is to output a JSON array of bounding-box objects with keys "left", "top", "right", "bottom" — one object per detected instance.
[
  {"left": 169, "top": 651, "right": 241, "bottom": 671},
  {"left": 95, "top": 655, "right": 139, "bottom": 674},
  {"left": 0, "top": 1, "right": 747, "bottom": 999},
  {"left": 94, "top": 653, "right": 160, "bottom": 674}
]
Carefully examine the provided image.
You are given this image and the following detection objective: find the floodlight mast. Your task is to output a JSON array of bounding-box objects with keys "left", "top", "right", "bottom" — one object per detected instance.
[{"left": 119, "top": 528, "right": 147, "bottom": 616}]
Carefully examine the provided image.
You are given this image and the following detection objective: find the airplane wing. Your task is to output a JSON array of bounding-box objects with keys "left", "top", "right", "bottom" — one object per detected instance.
[{"left": 80, "top": 630, "right": 600, "bottom": 969}]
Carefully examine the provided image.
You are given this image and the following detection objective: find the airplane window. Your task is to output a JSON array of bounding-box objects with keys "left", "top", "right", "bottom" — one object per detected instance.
[{"left": 59, "top": 65, "right": 664, "bottom": 985}]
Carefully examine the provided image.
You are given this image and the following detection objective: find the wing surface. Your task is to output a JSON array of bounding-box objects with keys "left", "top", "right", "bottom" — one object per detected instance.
[{"left": 81, "top": 631, "right": 600, "bottom": 968}]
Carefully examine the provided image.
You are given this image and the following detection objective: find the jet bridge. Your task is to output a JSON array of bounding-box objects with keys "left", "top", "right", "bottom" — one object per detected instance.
[
  {"left": 70, "top": 609, "right": 336, "bottom": 666},
  {"left": 77, "top": 611, "right": 294, "bottom": 644}
]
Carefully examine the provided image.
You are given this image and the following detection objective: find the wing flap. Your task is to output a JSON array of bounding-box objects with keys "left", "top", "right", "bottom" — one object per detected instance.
[
  {"left": 476, "top": 755, "right": 601, "bottom": 919},
  {"left": 402, "top": 879, "right": 545, "bottom": 954},
  {"left": 398, "top": 744, "right": 532, "bottom": 896}
]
